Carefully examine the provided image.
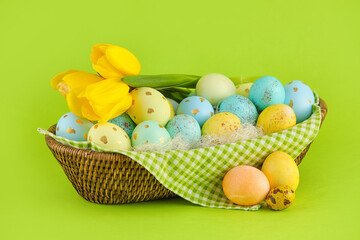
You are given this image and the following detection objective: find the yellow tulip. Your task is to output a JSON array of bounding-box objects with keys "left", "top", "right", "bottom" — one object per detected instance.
[
  {"left": 90, "top": 43, "right": 141, "bottom": 78},
  {"left": 66, "top": 78, "right": 132, "bottom": 123},
  {"left": 51, "top": 70, "right": 104, "bottom": 97}
]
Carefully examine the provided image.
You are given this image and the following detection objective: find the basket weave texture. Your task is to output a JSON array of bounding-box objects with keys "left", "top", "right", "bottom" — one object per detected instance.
[{"left": 45, "top": 99, "right": 328, "bottom": 204}]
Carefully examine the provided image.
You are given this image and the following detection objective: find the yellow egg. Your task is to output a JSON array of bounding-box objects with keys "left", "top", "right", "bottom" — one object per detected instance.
[
  {"left": 261, "top": 151, "right": 299, "bottom": 190},
  {"left": 266, "top": 185, "right": 295, "bottom": 210},
  {"left": 202, "top": 112, "right": 241, "bottom": 137},
  {"left": 235, "top": 82, "right": 253, "bottom": 98},
  {"left": 167, "top": 99, "right": 175, "bottom": 119},
  {"left": 127, "top": 87, "right": 172, "bottom": 126},
  {"left": 257, "top": 104, "right": 296, "bottom": 134},
  {"left": 88, "top": 122, "right": 131, "bottom": 151}
]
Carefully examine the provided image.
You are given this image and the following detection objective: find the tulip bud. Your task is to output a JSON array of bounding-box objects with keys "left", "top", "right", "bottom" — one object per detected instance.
[{"left": 91, "top": 44, "right": 141, "bottom": 79}]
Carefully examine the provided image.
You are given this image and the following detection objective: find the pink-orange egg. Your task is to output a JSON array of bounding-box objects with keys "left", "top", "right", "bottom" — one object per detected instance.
[{"left": 222, "top": 165, "right": 270, "bottom": 206}]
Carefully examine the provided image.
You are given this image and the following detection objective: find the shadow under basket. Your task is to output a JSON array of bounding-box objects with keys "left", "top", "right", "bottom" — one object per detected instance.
[{"left": 45, "top": 99, "right": 328, "bottom": 204}]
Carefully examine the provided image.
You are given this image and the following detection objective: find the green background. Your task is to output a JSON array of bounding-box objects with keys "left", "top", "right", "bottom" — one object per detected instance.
[{"left": 1, "top": 0, "right": 359, "bottom": 239}]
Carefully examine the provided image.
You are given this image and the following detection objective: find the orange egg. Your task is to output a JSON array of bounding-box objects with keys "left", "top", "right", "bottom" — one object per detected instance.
[{"left": 223, "top": 165, "right": 270, "bottom": 206}]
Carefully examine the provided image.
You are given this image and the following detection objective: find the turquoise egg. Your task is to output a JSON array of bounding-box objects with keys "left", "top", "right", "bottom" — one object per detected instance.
[
  {"left": 131, "top": 120, "right": 171, "bottom": 147},
  {"left": 167, "top": 98, "right": 179, "bottom": 111},
  {"left": 284, "top": 80, "right": 315, "bottom": 123},
  {"left": 188, "top": 90, "right": 197, "bottom": 97},
  {"left": 56, "top": 112, "right": 93, "bottom": 141},
  {"left": 219, "top": 95, "right": 258, "bottom": 125},
  {"left": 165, "top": 114, "right": 201, "bottom": 144},
  {"left": 108, "top": 113, "right": 136, "bottom": 137},
  {"left": 176, "top": 96, "right": 214, "bottom": 127},
  {"left": 249, "top": 76, "right": 285, "bottom": 112}
]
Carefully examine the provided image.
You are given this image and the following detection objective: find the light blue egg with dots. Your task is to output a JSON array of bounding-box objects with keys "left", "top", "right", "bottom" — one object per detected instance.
[
  {"left": 56, "top": 112, "right": 94, "bottom": 141},
  {"left": 167, "top": 98, "right": 179, "bottom": 112},
  {"left": 165, "top": 114, "right": 201, "bottom": 144},
  {"left": 108, "top": 113, "right": 136, "bottom": 137},
  {"left": 176, "top": 96, "right": 214, "bottom": 127},
  {"left": 284, "top": 80, "right": 315, "bottom": 123},
  {"left": 249, "top": 76, "right": 285, "bottom": 112},
  {"left": 219, "top": 95, "right": 258, "bottom": 125},
  {"left": 131, "top": 120, "right": 171, "bottom": 147}
]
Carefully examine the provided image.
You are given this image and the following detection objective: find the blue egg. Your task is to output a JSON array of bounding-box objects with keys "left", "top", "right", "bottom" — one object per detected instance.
[
  {"left": 284, "top": 80, "right": 315, "bottom": 123},
  {"left": 167, "top": 98, "right": 179, "bottom": 112},
  {"left": 219, "top": 95, "right": 258, "bottom": 125},
  {"left": 56, "top": 112, "right": 94, "bottom": 141},
  {"left": 131, "top": 120, "right": 171, "bottom": 147},
  {"left": 108, "top": 113, "right": 136, "bottom": 137},
  {"left": 249, "top": 76, "right": 285, "bottom": 112},
  {"left": 166, "top": 114, "right": 201, "bottom": 144},
  {"left": 188, "top": 90, "right": 197, "bottom": 97},
  {"left": 176, "top": 96, "right": 214, "bottom": 127}
]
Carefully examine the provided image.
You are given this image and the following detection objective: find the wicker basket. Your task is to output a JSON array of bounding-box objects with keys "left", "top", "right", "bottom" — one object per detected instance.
[{"left": 45, "top": 99, "right": 328, "bottom": 204}]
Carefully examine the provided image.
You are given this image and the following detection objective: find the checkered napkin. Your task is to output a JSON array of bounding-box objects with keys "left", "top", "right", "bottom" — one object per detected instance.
[{"left": 38, "top": 93, "right": 322, "bottom": 210}]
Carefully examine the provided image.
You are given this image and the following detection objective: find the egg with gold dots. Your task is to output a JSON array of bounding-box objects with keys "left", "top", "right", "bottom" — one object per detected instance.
[
  {"left": 131, "top": 120, "right": 171, "bottom": 147},
  {"left": 87, "top": 122, "right": 131, "bottom": 151},
  {"left": 284, "top": 80, "right": 315, "bottom": 123},
  {"left": 127, "top": 87, "right": 172, "bottom": 126},
  {"left": 56, "top": 112, "right": 94, "bottom": 141},
  {"left": 176, "top": 96, "right": 214, "bottom": 127},
  {"left": 235, "top": 82, "right": 253, "bottom": 98}
]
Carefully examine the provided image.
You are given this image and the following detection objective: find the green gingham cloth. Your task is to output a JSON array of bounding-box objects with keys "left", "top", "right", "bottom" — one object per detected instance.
[{"left": 38, "top": 93, "right": 322, "bottom": 211}]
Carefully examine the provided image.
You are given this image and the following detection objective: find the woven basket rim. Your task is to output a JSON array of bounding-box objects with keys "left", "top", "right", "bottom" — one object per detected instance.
[{"left": 45, "top": 98, "right": 328, "bottom": 159}]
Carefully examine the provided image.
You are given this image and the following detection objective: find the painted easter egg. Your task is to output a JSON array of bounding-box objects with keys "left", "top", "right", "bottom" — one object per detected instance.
[
  {"left": 257, "top": 104, "right": 296, "bottom": 134},
  {"left": 167, "top": 99, "right": 175, "bottom": 119},
  {"left": 261, "top": 151, "right": 299, "bottom": 191},
  {"left": 108, "top": 113, "right": 136, "bottom": 137},
  {"left": 88, "top": 122, "right": 131, "bottom": 151},
  {"left": 165, "top": 114, "right": 201, "bottom": 144},
  {"left": 219, "top": 95, "right": 258, "bottom": 125},
  {"left": 196, "top": 73, "right": 236, "bottom": 105},
  {"left": 235, "top": 82, "right": 253, "bottom": 98},
  {"left": 188, "top": 90, "right": 197, "bottom": 97},
  {"left": 249, "top": 76, "right": 285, "bottom": 111},
  {"left": 131, "top": 120, "right": 171, "bottom": 147},
  {"left": 127, "top": 87, "right": 172, "bottom": 126},
  {"left": 266, "top": 185, "right": 295, "bottom": 211},
  {"left": 167, "top": 98, "right": 179, "bottom": 112},
  {"left": 56, "top": 112, "right": 93, "bottom": 141},
  {"left": 223, "top": 165, "right": 270, "bottom": 206},
  {"left": 202, "top": 112, "right": 241, "bottom": 138},
  {"left": 176, "top": 96, "right": 214, "bottom": 127},
  {"left": 284, "top": 80, "right": 315, "bottom": 123}
]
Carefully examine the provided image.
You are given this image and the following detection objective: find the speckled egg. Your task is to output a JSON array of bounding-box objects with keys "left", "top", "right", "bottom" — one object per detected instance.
[
  {"left": 108, "top": 113, "right": 136, "bottom": 137},
  {"left": 235, "top": 82, "right": 253, "bottom": 98},
  {"left": 196, "top": 73, "right": 236, "bottom": 105},
  {"left": 165, "top": 114, "right": 201, "bottom": 144},
  {"left": 284, "top": 80, "right": 315, "bottom": 123},
  {"left": 202, "top": 112, "right": 241, "bottom": 137},
  {"left": 127, "top": 87, "right": 172, "bottom": 126},
  {"left": 176, "top": 96, "right": 214, "bottom": 127},
  {"left": 131, "top": 120, "right": 171, "bottom": 147},
  {"left": 167, "top": 98, "right": 179, "bottom": 112},
  {"left": 249, "top": 76, "right": 285, "bottom": 111},
  {"left": 88, "top": 122, "right": 131, "bottom": 151},
  {"left": 219, "top": 95, "right": 258, "bottom": 125},
  {"left": 257, "top": 104, "right": 296, "bottom": 134},
  {"left": 266, "top": 185, "right": 295, "bottom": 211},
  {"left": 56, "top": 112, "right": 93, "bottom": 141}
]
